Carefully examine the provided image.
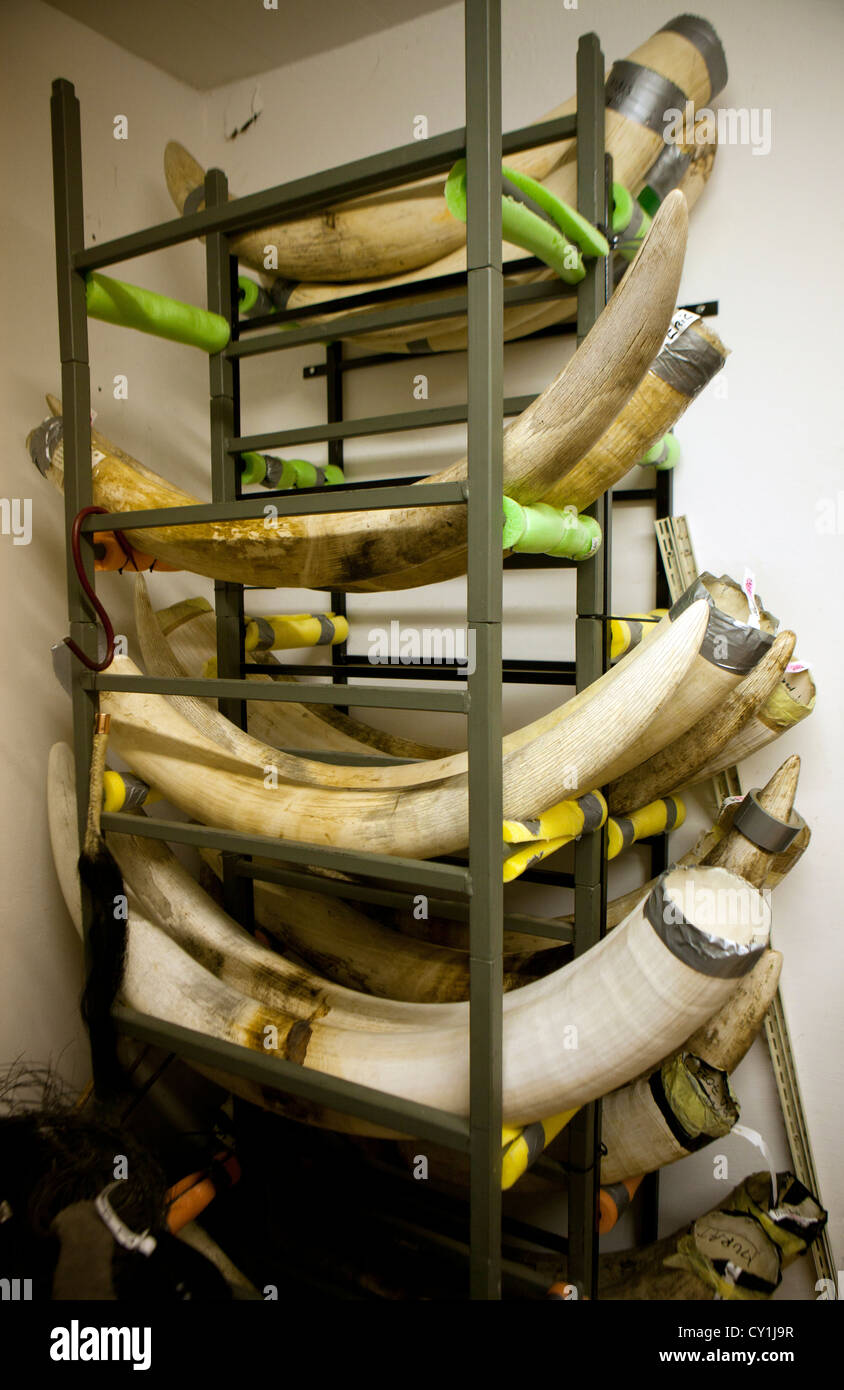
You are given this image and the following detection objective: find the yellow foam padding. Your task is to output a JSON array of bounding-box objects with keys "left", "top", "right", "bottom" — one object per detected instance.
[
  {"left": 610, "top": 609, "right": 666, "bottom": 661},
  {"left": 243, "top": 613, "right": 349, "bottom": 652},
  {"left": 503, "top": 834, "right": 572, "bottom": 883},
  {"left": 501, "top": 1109, "right": 579, "bottom": 1190},
  {"left": 502, "top": 789, "right": 607, "bottom": 844},
  {"left": 606, "top": 795, "right": 685, "bottom": 858}
]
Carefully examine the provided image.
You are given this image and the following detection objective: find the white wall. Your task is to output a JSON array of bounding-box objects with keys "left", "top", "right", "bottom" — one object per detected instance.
[{"left": 1, "top": 0, "right": 840, "bottom": 1296}]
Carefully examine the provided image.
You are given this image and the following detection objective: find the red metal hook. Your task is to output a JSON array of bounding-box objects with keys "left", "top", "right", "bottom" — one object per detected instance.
[{"left": 64, "top": 505, "right": 118, "bottom": 671}]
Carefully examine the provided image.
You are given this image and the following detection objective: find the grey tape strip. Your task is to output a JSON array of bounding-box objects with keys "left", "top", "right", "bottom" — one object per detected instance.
[
  {"left": 733, "top": 790, "right": 805, "bottom": 854},
  {"left": 263, "top": 455, "right": 285, "bottom": 488},
  {"left": 578, "top": 791, "right": 606, "bottom": 833},
  {"left": 641, "top": 141, "right": 692, "bottom": 203},
  {"left": 661, "top": 15, "right": 728, "bottom": 99},
  {"left": 615, "top": 815, "right": 636, "bottom": 848},
  {"left": 28, "top": 417, "right": 64, "bottom": 476},
  {"left": 669, "top": 576, "right": 774, "bottom": 673},
  {"left": 183, "top": 184, "right": 206, "bottom": 217},
  {"left": 269, "top": 278, "right": 297, "bottom": 312},
  {"left": 312, "top": 614, "right": 337, "bottom": 645},
  {"left": 251, "top": 617, "right": 277, "bottom": 652},
  {"left": 312, "top": 466, "right": 327, "bottom": 488},
  {"left": 625, "top": 618, "right": 644, "bottom": 650},
  {"left": 502, "top": 176, "right": 558, "bottom": 232},
  {"left": 120, "top": 775, "right": 151, "bottom": 813},
  {"left": 605, "top": 60, "right": 688, "bottom": 136},
  {"left": 663, "top": 797, "right": 680, "bottom": 832},
  {"left": 645, "top": 876, "right": 766, "bottom": 978},
  {"left": 521, "top": 1121, "right": 547, "bottom": 1168},
  {"left": 650, "top": 329, "right": 724, "bottom": 399}
]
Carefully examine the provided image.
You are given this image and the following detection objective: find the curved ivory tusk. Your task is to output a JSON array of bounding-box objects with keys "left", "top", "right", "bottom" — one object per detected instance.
[
  {"left": 690, "top": 665, "right": 815, "bottom": 783},
  {"left": 164, "top": 20, "right": 722, "bottom": 289},
  {"left": 34, "top": 194, "right": 688, "bottom": 593},
  {"left": 102, "top": 599, "right": 711, "bottom": 857},
  {"left": 608, "top": 630, "right": 796, "bottom": 813},
  {"left": 136, "top": 571, "right": 772, "bottom": 804},
  {"left": 48, "top": 742, "right": 770, "bottom": 1127},
  {"left": 146, "top": 588, "right": 453, "bottom": 762}
]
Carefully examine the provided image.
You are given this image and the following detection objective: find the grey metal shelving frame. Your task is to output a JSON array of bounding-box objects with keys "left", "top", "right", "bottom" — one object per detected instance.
[{"left": 50, "top": 0, "right": 625, "bottom": 1299}]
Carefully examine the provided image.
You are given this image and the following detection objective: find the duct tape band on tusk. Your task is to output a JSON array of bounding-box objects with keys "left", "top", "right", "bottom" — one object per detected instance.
[
  {"left": 660, "top": 14, "right": 729, "bottom": 97},
  {"left": 649, "top": 327, "right": 725, "bottom": 399},
  {"left": 28, "top": 416, "right": 64, "bottom": 477},
  {"left": 639, "top": 142, "right": 692, "bottom": 210},
  {"left": 647, "top": 1053, "right": 738, "bottom": 1153},
  {"left": 644, "top": 876, "right": 767, "bottom": 979},
  {"left": 733, "top": 790, "right": 806, "bottom": 854},
  {"left": 605, "top": 60, "right": 688, "bottom": 135},
  {"left": 669, "top": 578, "right": 775, "bottom": 674}
]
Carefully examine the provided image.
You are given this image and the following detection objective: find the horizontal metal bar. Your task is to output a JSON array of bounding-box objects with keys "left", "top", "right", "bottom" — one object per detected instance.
[
  {"left": 102, "top": 812, "right": 472, "bottom": 893},
  {"left": 245, "top": 255, "right": 545, "bottom": 335},
  {"left": 246, "top": 659, "right": 575, "bottom": 686},
  {"left": 231, "top": 395, "right": 535, "bottom": 453},
  {"left": 74, "top": 115, "right": 577, "bottom": 273},
  {"left": 112, "top": 1005, "right": 471, "bottom": 1148},
  {"left": 228, "top": 278, "right": 572, "bottom": 359},
  {"left": 613, "top": 487, "right": 657, "bottom": 503},
  {"left": 89, "top": 672, "right": 469, "bottom": 713},
  {"left": 503, "top": 552, "right": 577, "bottom": 570},
  {"left": 80, "top": 481, "right": 467, "bottom": 532},
  {"left": 236, "top": 858, "right": 567, "bottom": 941}
]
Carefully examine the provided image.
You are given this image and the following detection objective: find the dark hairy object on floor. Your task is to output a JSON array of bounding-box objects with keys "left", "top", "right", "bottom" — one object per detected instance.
[{"left": 0, "top": 1062, "right": 231, "bottom": 1300}]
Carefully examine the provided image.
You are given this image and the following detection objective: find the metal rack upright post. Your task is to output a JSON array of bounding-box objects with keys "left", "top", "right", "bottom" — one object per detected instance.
[{"left": 51, "top": 0, "right": 620, "bottom": 1297}]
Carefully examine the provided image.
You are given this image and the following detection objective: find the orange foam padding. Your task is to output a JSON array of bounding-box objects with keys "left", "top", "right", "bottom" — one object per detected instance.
[
  {"left": 165, "top": 1153, "right": 241, "bottom": 1233},
  {"left": 598, "top": 1174, "right": 645, "bottom": 1233},
  {"left": 93, "top": 531, "right": 180, "bottom": 572}
]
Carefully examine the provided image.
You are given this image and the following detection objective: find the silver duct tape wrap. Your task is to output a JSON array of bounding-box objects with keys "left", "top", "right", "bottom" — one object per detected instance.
[
  {"left": 579, "top": 791, "right": 607, "bottom": 833},
  {"left": 649, "top": 327, "right": 725, "bottom": 399},
  {"left": 313, "top": 614, "right": 338, "bottom": 644},
  {"left": 660, "top": 14, "right": 729, "bottom": 98},
  {"left": 605, "top": 60, "right": 687, "bottom": 136},
  {"left": 733, "top": 790, "right": 806, "bottom": 854},
  {"left": 120, "top": 775, "right": 151, "bottom": 813},
  {"left": 645, "top": 876, "right": 767, "bottom": 979},
  {"left": 612, "top": 815, "right": 637, "bottom": 849},
  {"left": 640, "top": 141, "right": 692, "bottom": 203},
  {"left": 669, "top": 576, "right": 775, "bottom": 674},
  {"left": 29, "top": 416, "right": 64, "bottom": 476},
  {"left": 251, "top": 617, "right": 277, "bottom": 652},
  {"left": 501, "top": 176, "right": 558, "bottom": 231}
]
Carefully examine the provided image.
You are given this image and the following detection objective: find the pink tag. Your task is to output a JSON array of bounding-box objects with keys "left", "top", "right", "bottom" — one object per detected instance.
[{"left": 786, "top": 660, "right": 809, "bottom": 673}]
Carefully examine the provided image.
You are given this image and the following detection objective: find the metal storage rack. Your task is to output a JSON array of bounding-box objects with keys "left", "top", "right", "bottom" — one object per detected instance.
[{"left": 50, "top": 0, "right": 681, "bottom": 1298}]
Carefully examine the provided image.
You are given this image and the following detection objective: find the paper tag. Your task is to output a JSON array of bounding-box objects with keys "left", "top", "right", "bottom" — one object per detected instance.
[
  {"left": 786, "top": 660, "right": 809, "bottom": 673},
  {"left": 92, "top": 449, "right": 106, "bottom": 465},
  {"left": 721, "top": 794, "right": 746, "bottom": 808},
  {"left": 659, "top": 307, "right": 700, "bottom": 353},
  {"left": 742, "top": 569, "right": 761, "bottom": 629}
]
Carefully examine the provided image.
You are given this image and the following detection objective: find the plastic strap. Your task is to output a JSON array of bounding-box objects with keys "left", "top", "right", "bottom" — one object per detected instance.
[
  {"left": 605, "top": 60, "right": 687, "bottom": 135},
  {"left": 94, "top": 1183, "right": 157, "bottom": 1258},
  {"left": 660, "top": 15, "right": 728, "bottom": 98},
  {"left": 732, "top": 789, "right": 805, "bottom": 854},
  {"left": 644, "top": 876, "right": 767, "bottom": 979}
]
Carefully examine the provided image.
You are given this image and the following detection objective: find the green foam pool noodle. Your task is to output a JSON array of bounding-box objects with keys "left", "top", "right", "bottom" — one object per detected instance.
[
  {"left": 502, "top": 497, "right": 601, "bottom": 560},
  {"left": 86, "top": 272, "right": 230, "bottom": 353},
  {"left": 638, "top": 432, "right": 680, "bottom": 471}
]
